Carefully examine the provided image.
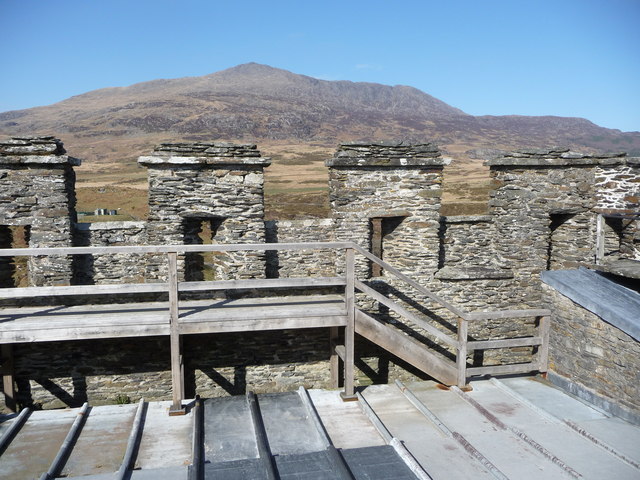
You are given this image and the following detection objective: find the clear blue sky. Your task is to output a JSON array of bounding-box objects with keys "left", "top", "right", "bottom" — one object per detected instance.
[{"left": 1, "top": 0, "right": 639, "bottom": 132}]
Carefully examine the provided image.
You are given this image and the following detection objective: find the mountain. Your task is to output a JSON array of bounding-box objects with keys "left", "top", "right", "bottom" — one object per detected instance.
[{"left": 1, "top": 62, "right": 639, "bottom": 172}]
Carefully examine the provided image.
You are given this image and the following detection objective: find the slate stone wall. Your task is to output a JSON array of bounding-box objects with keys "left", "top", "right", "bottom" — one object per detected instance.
[
  {"left": 73, "top": 221, "right": 148, "bottom": 284},
  {"left": 265, "top": 218, "right": 337, "bottom": 278},
  {"left": 486, "top": 149, "right": 610, "bottom": 308},
  {"left": 0, "top": 137, "right": 79, "bottom": 286},
  {"left": 544, "top": 283, "right": 640, "bottom": 418}
]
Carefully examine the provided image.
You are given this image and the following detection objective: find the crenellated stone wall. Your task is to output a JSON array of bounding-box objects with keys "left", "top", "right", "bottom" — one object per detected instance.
[{"left": 2, "top": 137, "right": 639, "bottom": 414}]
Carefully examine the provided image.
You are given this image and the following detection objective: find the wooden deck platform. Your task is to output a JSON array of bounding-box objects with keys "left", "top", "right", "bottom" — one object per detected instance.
[{"left": 0, "top": 294, "right": 348, "bottom": 344}]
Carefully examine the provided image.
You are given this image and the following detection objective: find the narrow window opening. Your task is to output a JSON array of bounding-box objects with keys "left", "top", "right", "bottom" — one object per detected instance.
[
  {"left": 547, "top": 213, "right": 574, "bottom": 270},
  {"left": 0, "top": 225, "right": 30, "bottom": 288},
  {"left": 370, "top": 216, "right": 405, "bottom": 276},
  {"left": 183, "top": 217, "right": 226, "bottom": 281}
]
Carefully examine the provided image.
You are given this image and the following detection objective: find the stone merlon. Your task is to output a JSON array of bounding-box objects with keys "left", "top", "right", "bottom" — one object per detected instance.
[{"left": 325, "top": 141, "right": 450, "bottom": 167}]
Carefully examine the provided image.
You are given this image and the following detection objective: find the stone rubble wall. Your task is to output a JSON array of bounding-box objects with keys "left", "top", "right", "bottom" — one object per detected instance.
[
  {"left": 73, "top": 221, "right": 148, "bottom": 284},
  {"left": 265, "top": 218, "right": 337, "bottom": 278},
  {"left": 544, "top": 283, "right": 640, "bottom": 418}
]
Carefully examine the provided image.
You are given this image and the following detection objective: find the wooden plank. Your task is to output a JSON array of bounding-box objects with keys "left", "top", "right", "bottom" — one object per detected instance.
[
  {"left": 167, "top": 252, "right": 184, "bottom": 415},
  {"left": 456, "top": 317, "right": 468, "bottom": 388},
  {"left": 0, "top": 277, "right": 347, "bottom": 299},
  {"left": 595, "top": 213, "right": 605, "bottom": 264},
  {"left": 355, "top": 309, "right": 457, "bottom": 386},
  {"left": 0, "top": 325, "right": 170, "bottom": 344},
  {"left": 179, "top": 276, "right": 346, "bottom": 292},
  {"left": 466, "top": 362, "right": 539, "bottom": 377},
  {"left": 355, "top": 279, "right": 458, "bottom": 348},
  {"left": 465, "top": 308, "right": 552, "bottom": 321},
  {"left": 342, "top": 248, "right": 355, "bottom": 399},
  {"left": 467, "top": 336, "right": 543, "bottom": 351},
  {"left": 0, "top": 241, "right": 354, "bottom": 257},
  {"left": 371, "top": 218, "right": 383, "bottom": 277},
  {"left": 1, "top": 344, "right": 16, "bottom": 412},
  {"left": 0, "top": 283, "right": 169, "bottom": 299},
  {"left": 0, "top": 316, "right": 349, "bottom": 343},
  {"left": 351, "top": 244, "right": 468, "bottom": 319},
  {"left": 537, "top": 315, "right": 551, "bottom": 372},
  {"left": 334, "top": 344, "right": 346, "bottom": 361},
  {"left": 179, "top": 315, "right": 347, "bottom": 335}
]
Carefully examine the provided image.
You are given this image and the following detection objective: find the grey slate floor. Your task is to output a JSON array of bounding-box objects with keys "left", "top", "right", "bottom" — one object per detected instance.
[{"left": 1, "top": 376, "right": 639, "bottom": 479}]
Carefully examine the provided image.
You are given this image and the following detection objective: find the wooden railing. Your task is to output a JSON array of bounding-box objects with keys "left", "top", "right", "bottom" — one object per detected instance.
[
  {"left": 0, "top": 242, "right": 550, "bottom": 412},
  {"left": 350, "top": 245, "right": 551, "bottom": 388}
]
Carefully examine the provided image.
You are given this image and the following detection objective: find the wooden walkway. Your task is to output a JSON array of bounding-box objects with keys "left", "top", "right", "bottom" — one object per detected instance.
[
  {"left": 0, "top": 242, "right": 551, "bottom": 415},
  {"left": 0, "top": 295, "right": 347, "bottom": 344}
]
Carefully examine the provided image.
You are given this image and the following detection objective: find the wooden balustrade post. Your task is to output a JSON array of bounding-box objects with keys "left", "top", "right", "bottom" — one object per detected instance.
[
  {"left": 168, "top": 252, "right": 185, "bottom": 415},
  {"left": 595, "top": 213, "right": 605, "bottom": 264},
  {"left": 456, "top": 317, "right": 468, "bottom": 388},
  {"left": 1, "top": 344, "right": 16, "bottom": 413},
  {"left": 537, "top": 315, "right": 551, "bottom": 374},
  {"left": 329, "top": 327, "right": 340, "bottom": 389},
  {"left": 341, "top": 247, "right": 357, "bottom": 400}
]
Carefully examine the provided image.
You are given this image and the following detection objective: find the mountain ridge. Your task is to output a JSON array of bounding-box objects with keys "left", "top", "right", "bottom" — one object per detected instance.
[{"left": 1, "top": 62, "right": 639, "bottom": 172}]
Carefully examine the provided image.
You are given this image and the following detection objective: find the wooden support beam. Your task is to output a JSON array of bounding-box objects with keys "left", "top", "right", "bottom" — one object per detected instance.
[
  {"left": 355, "top": 310, "right": 457, "bottom": 386},
  {"left": 329, "top": 327, "right": 340, "bottom": 389},
  {"left": 595, "top": 213, "right": 605, "bottom": 264},
  {"left": 341, "top": 248, "right": 356, "bottom": 401},
  {"left": 467, "top": 336, "right": 543, "bottom": 351},
  {"left": 456, "top": 317, "right": 468, "bottom": 388},
  {"left": 537, "top": 315, "right": 551, "bottom": 373},
  {"left": 167, "top": 252, "right": 185, "bottom": 416},
  {"left": 355, "top": 279, "right": 458, "bottom": 348},
  {"left": 1, "top": 344, "right": 16, "bottom": 413},
  {"left": 371, "top": 218, "right": 383, "bottom": 277}
]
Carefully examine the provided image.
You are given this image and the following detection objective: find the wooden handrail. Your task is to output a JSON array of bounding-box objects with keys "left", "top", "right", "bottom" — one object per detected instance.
[
  {"left": 0, "top": 277, "right": 347, "bottom": 299},
  {"left": 351, "top": 244, "right": 468, "bottom": 318},
  {"left": 0, "top": 241, "right": 354, "bottom": 257}
]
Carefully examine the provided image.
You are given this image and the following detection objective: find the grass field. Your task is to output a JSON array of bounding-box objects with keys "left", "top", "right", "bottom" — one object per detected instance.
[{"left": 74, "top": 141, "right": 492, "bottom": 220}]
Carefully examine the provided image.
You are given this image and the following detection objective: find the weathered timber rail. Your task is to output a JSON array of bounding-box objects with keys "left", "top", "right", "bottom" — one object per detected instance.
[{"left": 0, "top": 242, "right": 550, "bottom": 413}]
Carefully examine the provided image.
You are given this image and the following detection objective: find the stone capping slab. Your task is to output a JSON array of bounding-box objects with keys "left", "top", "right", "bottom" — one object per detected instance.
[
  {"left": 74, "top": 221, "right": 147, "bottom": 231},
  {"left": 486, "top": 148, "right": 628, "bottom": 167},
  {"left": 0, "top": 154, "right": 81, "bottom": 166},
  {"left": 0, "top": 136, "right": 67, "bottom": 156},
  {"left": 541, "top": 267, "right": 640, "bottom": 341},
  {"left": 435, "top": 266, "right": 514, "bottom": 280},
  {"left": 325, "top": 157, "right": 450, "bottom": 167},
  {"left": 138, "top": 155, "right": 271, "bottom": 166},
  {"left": 442, "top": 215, "right": 492, "bottom": 224}
]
